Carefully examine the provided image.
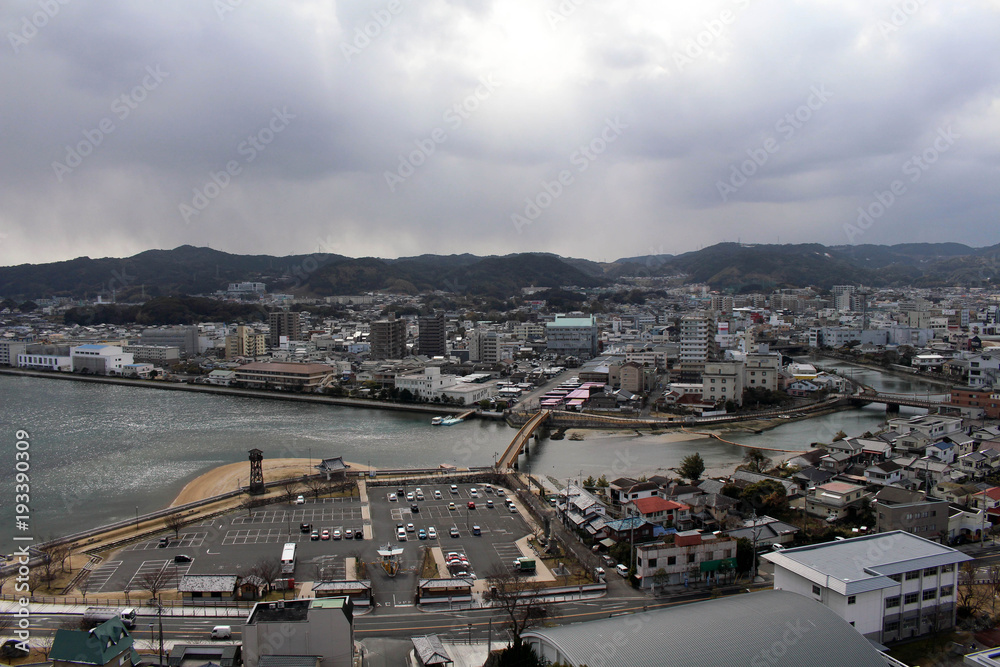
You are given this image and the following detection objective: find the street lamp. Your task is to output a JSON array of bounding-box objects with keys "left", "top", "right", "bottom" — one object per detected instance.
[{"left": 135, "top": 506, "right": 139, "bottom": 532}]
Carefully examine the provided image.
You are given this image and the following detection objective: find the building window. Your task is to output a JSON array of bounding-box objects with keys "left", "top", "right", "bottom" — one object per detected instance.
[
  {"left": 688, "top": 554, "right": 696, "bottom": 564},
  {"left": 884, "top": 620, "right": 900, "bottom": 633},
  {"left": 905, "top": 570, "right": 920, "bottom": 580},
  {"left": 923, "top": 589, "right": 937, "bottom": 601},
  {"left": 940, "top": 585, "right": 954, "bottom": 597},
  {"left": 904, "top": 592, "right": 919, "bottom": 605},
  {"left": 885, "top": 596, "right": 900, "bottom": 609},
  {"left": 848, "top": 595, "right": 856, "bottom": 605},
  {"left": 812, "top": 585, "right": 821, "bottom": 596},
  {"left": 648, "top": 558, "right": 657, "bottom": 568},
  {"left": 667, "top": 556, "right": 676, "bottom": 565},
  {"left": 923, "top": 567, "right": 937, "bottom": 577}
]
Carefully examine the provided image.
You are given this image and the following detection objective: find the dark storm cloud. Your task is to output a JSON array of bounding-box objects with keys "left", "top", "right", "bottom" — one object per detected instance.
[{"left": 1, "top": 0, "right": 999, "bottom": 265}]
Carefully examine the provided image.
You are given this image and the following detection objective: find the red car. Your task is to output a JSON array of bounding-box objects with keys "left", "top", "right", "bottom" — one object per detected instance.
[{"left": 467, "top": 501, "right": 476, "bottom": 510}]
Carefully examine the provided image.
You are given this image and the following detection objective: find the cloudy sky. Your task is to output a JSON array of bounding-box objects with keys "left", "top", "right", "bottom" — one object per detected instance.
[{"left": 2, "top": 0, "right": 999, "bottom": 266}]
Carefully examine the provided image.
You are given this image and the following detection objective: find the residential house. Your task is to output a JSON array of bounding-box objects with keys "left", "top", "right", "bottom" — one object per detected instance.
[
  {"left": 764, "top": 531, "right": 971, "bottom": 644},
  {"left": 872, "top": 487, "right": 949, "bottom": 542},
  {"left": 925, "top": 439, "right": 960, "bottom": 464},
  {"left": 685, "top": 493, "right": 739, "bottom": 530},
  {"left": 725, "top": 516, "right": 799, "bottom": 549},
  {"left": 602, "top": 517, "right": 654, "bottom": 543},
  {"left": 50, "top": 618, "right": 141, "bottom": 667},
  {"left": 864, "top": 460, "right": 903, "bottom": 487},
  {"left": 626, "top": 496, "right": 691, "bottom": 528},
  {"left": 959, "top": 448, "right": 1000, "bottom": 480},
  {"left": 791, "top": 466, "right": 835, "bottom": 492},
  {"left": 634, "top": 530, "right": 738, "bottom": 588},
  {"left": 804, "top": 481, "right": 869, "bottom": 521},
  {"left": 933, "top": 482, "right": 980, "bottom": 506},
  {"left": 887, "top": 414, "right": 964, "bottom": 440},
  {"left": 948, "top": 505, "right": 992, "bottom": 544},
  {"left": 786, "top": 449, "right": 828, "bottom": 469},
  {"left": 970, "top": 487, "right": 1000, "bottom": 521}
]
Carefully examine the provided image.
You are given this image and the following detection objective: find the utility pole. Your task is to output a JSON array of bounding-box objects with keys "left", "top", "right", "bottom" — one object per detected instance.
[
  {"left": 157, "top": 597, "right": 165, "bottom": 666},
  {"left": 750, "top": 509, "right": 760, "bottom": 583}
]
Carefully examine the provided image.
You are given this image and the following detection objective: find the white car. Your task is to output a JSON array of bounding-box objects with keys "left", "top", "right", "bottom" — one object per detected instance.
[
  {"left": 295, "top": 495, "right": 305, "bottom": 505},
  {"left": 407, "top": 492, "right": 415, "bottom": 501},
  {"left": 434, "top": 490, "right": 442, "bottom": 499},
  {"left": 388, "top": 493, "right": 397, "bottom": 501},
  {"left": 397, "top": 528, "right": 407, "bottom": 541},
  {"left": 450, "top": 485, "right": 459, "bottom": 494},
  {"left": 470, "top": 488, "right": 478, "bottom": 497},
  {"left": 428, "top": 526, "right": 437, "bottom": 539},
  {"left": 406, "top": 523, "right": 415, "bottom": 532}
]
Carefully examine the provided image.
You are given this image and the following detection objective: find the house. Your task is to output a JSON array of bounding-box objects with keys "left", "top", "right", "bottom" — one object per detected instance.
[
  {"left": 925, "top": 439, "right": 960, "bottom": 464},
  {"left": 242, "top": 597, "right": 354, "bottom": 667},
  {"left": 787, "top": 379, "right": 821, "bottom": 397},
  {"left": 731, "top": 471, "right": 797, "bottom": 497},
  {"left": 411, "top": 635, "right": 453, "bottom": 667},
  {"left": 764, "top": 531, "right": 972, "bottom": 644},
  {"left": 948, "top": 505, "right": 992, "bottom": 545},
  {"left": 50, "top": 618, "right": 141, "bottom": 667},
  {"left": 872, "top": 487, "right": 949, "bottom": 542},
  {"left": 178, "top": 574, "right": 239, "bottom": 602},
  {"left": 786, "top": 448, "right": 828, "bottom": 469},
  {"left": 725, "top": 515, "right": 799, "bottom": 548},
  {"left": 626, "top": 496, "right": 691, "bottom": 528},
  {"left": 685, "top": 493, "right": 739, "bottom": 530},
  {"left": 602, "top": 517, "right": 654, "bottom": 543},
  {"left": 887, "top": 414, "right": 964, "bottom": 439},
  {"left": 206, "top": 369, "right": 237, "bottom": 385},
  {"left": 804, "top": 481, "right": 869, "bottom": 521},
  {"left": 933, "top": 482, "right": 981, "bottom": 506},
  {"left": 865, "top": 460, "right": 903, "bottom": 486},
  {"left": 791, "top": 466, "right": 835, "bottom": 491},
  {"left": 970, "top": 487, "right": 1000, "bottom": 518},
  {"left": 522, "top": 590, "right": 893, "bottom": 667},
  {"left": 167, "top": 644, "right": 242, "bottom": 667},
  {"left": 959, "top": 448, "right": 1000, "bottom": 480},
  {"left": 633, "top": 530, "right": 737, "bottom": 588}
]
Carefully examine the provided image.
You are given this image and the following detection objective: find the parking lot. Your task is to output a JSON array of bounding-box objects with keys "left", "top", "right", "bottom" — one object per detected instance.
[{"left": 87, "top": 483, "right": 531, "bottom": 606}]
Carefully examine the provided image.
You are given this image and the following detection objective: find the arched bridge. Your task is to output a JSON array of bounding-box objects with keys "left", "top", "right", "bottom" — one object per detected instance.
[
  {"left": 844, "top": 390, "right": 950, "bottom": 411},
  {"left": 497, "top": 409, "right": 550, "bottom": 470}
]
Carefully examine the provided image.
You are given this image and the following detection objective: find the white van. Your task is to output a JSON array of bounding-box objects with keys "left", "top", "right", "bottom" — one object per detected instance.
[
  {"left": 211, "top": 625, "right": 232, "bottom": 640},
  {"left": 615, "top": 564, "right": 629, "bottom": 577}
]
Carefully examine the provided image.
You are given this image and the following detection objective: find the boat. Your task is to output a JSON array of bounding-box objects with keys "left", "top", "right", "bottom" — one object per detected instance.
[
  {"left": 431, "top": 416, "right": 444, "bottom": 425},
  {"left": 440, "top": 416, "right": 463, "bottom": 426}
]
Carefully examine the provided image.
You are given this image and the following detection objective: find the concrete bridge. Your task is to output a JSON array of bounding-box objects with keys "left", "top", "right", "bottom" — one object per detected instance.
[
  {"left": 497, "top": 409, "right": 550, "bottom": 470},
  {"left": 849, "top": 390, "right": 950, "bottom": 412}
]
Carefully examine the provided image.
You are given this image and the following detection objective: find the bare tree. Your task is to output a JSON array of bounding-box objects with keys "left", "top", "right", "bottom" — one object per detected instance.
[
  {"left": 280, "top": 479, "right": 300, "bottom": 504},
  {"left": 137, "top": 566, "right": 172, "bottom": 600},
  {"left": 164, "top": 513, "right": 186, "bottom": 539},
  {"left": 484, "top": 565, "right": 548, "bottom": 649},
  {"left": 34, "top": 634, "right": 54, "bottom": 660},
  {"left": 240, "top": 491, "right": 257, "bottom": 517},
  {"left": 303, "top": 475, "right": 326, "bottom": 500},
  {"left": 251, "top": 557, "right": 282, "bottom": 594},
  {"left": 958, "top": 562, "right": 989, "bottom": 617}
]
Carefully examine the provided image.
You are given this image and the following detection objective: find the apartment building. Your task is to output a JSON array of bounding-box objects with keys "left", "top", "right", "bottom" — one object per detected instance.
[
  {"left": 370, "top": 317, "right": 407, "bottom": 359},
  {"left": 225, "top": 325, "right": 267, "bottom": 359},
  {"left": 634, "top": 530, "right": 737, "bottom": 588},
  {"left": 417, "top": 312, "right": 446, "bottom": 357},
  {"left": 677, "top": 314, "right": 710, "bottom": 381},
  {"left": 701, "top": 361, "right": 743, "bottom": 406},
  {"left": 764, "top": 532, "right": 970, "bottom": 644},
  {"left": 269, "top": 310, "right": 304, "bottom": 344},
  {"left": 545, "top": 315, "right": 599, "bottom": 359}
]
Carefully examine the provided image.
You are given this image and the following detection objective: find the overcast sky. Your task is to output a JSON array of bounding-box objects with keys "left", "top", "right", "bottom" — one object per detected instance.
[{"left": 2, "top": 0, "right": 999, "bottom": 266}]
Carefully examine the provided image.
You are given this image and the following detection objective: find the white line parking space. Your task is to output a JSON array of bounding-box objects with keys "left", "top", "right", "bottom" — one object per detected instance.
[
  {"left": 494, "top": 544, "right": 522, "bottom": 560},
  {"left": 129, "top": 531, "right": 208, "bottom": 550},
  {"left": 126, "top": 559, "right": 193, "bottom": 591},
  {"left": 232, "top": 507, "right": 363, "bottom": 525},
  {"left": 82, "top": 560, "right": 121, "bottom": 593}
]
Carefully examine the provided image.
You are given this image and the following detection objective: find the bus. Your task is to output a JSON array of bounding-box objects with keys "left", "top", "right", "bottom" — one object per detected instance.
[{"left": 280, "top": 542, "right": 296, "bottom": 575}]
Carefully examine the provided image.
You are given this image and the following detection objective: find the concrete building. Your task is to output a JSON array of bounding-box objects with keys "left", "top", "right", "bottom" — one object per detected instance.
[
  {"left": 17, "top": 344, "right": 71, "bottom": 371},
  {"left": 269, "top": 311, "right": 304, "bottom": 344},
  {"left": 242, "top": 597, "right": 354, "bottom": 667},
  {"left": 394, "top": 367, "right": 457, "bottom": 399},
  {"left": 0, "top": 339, "right": 27, "bottom": 366},
  {"left": 123, "top": 344, "right": 180, "bottom": 365},
  {"left": 701, "top": 361, "right": 744, "bottom": 406},
  {"left": 678, "top": 314, "right": 710, "bottom": 380},
  {"left": 140, "top": 325, "right": 200, "bottom": 357},
  {"left": 228, "top": 281, "right": 266, "bottom": 293},
  {"left": 225, "top": 325, "right": 267, "bottom": 359},
  {"left": 804, "top": 481, "right": 869, "bottom": 521},
  {"left": 633, "top": 530, "right": 737, "bottom": 588},
  {"left": 370, "top": 317, "right": 407, "bottom": 359},
  {"left": 951, "top": 386, "right": 1000, "bottom": 419},
  {"left": 70, "top": 344, "right": 134, "bottom": 375},
  {"left": 545, "top": 315, "right": 599, "bottom": 359},
  {"left": 417, "top": 312, "right": 446, "bottom": 357},
  {"left": 234, "top": 362, "right": 335, "bottom": 391},
  {"left": 469, "top": 330, "right": 500, "bottom": 364},
  {"left": 764, "top": 531, "right": 971, "bottom": 644},
  {"left": 620, "top": 361, "right": 656, "bottom": 394},
  {"left": 873, "top": 488, "right": 949, "bottom": 542},
  {"left": 744, "top": 353, "right": 780, "bottom": 391}
]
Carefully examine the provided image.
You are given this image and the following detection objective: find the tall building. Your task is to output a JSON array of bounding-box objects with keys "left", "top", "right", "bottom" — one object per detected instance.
[
  {"left": 677, "top": 314, "right": 710, "bottom": 381},
  {"left": 469, "top": 330, "right": 500, "bottom": 364},
  {"left": 140, "top": 325, "right": 200, "bottom": 357},
  {"left": 417, "top": 312, "right": 446, "bottom": 357},
  {"left": 269, "top": 311, "right": 303, "bottom": 345},
  {"left": 0, "top": 340, "right": 27, "bottom": 366},
  {"left": 370, "top": 316, "right": 407, "bottom": 359},
  {"left": 701, "top": 361, "right": 744, "bottom": 406},
  {"left": 225, "top": 325, "right": 267, "bottom": 359},
  {"left": 545, "top": 315, "right": 598, "bottom": 359},
  {"left": 832, "top": 285, "right": 857, "bottom": 312}
]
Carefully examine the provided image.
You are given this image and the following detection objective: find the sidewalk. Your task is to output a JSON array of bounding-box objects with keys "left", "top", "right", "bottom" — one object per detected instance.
[{"left": 0, "top": 600, "right": 250, "bottom": 617}]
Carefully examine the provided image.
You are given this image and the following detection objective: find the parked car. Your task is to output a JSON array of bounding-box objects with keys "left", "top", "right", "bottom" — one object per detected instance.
[
  {"left": 158, "top": 537, "right": 169, "bottom": 547},
  {"left": 333, "top": 529, "right": 342, "bottom": 540},
  {"left": 344, "top": 528, "right": 353, "bottom": 539},
  {"left": 450, "top": 485, "right": 459, "bottom": 493},
  {"left": 434, "top": 490, "right": 443, "bottom": 499},
  {"left": 388, "top": 493, "right": 397, "bottom": 501},
  {"left": 470, "top": 488, "right": 478, "bottom": 497},
  {"left": 411, "top": 503, "right": 420, "bottom": 513},
  {"left": 2, "top": 639, "right": 30, "bottom": 659},
  {"left": 210, "top": 626, "right": 232, "bottom": 640},
  {"left": 467, "top": 501, "right": 476, "bottom": 510},
  {"left": 450, "top": 527, "right": 460, "bottom": 538},
  {"left": 449, "top": 502, "right": 456, "bottom": 510},
  {"left": 428, "top": 526, "right": 437, "bottom": 539},
  {"left": 311, "top": 531, "right": 320, "bottom": 541},
  {"left": 355, "top": 529, "right": 364, "bottom": 539},
  {"left": 486, "top": 500, "right": 494, "bottom": 508},
  {"left": 296, "top": 495, "right": 305, "bottom": 504},
  {"left": 418, "top": 529, "right": 427, "bottom": 540},
  {"left": 300, "top": 523, "right": 312, "bottom": 533},
  {"left": 397, "top": 528, "right": 407, "bottom": 541},
  {"left": 616, "top": 564, "right": 629, "bottom": 577},
  {"left": 407, "top": 492, "right": 415, "bottom": 501},
  {"left": 174, "top": 554, "right": 192, "bottom": 563},
  {"left": 406, "top": 523, "right": 415, "bottom": 532},
  {"left": 320, "top": 529, "right": 331, "bottom": 540},
  {"left": 472, "top": 525, "right": 481, "bottom": 536}
]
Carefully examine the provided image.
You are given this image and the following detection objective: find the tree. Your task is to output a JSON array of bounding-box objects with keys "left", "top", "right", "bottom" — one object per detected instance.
[
  {"left": 164, "top": 513, "right": 185, "bottom": 539},
  {"left": 736, "top": 537, "right": 756, "bottom": 575},
  {"left": 303, "top": 475, "right": 326, "bottom": 500},
  {"left": 740, "top": 448, "right": 772, "bottom": 474},
  {"left": 958, "top": 562, "right": 989, "bottom": 618},
  {"left": 652, "top": 567, "right": 669, "bottom": 595},
  {"left": 740, "top": 480, "right": 788, "bottom": 515},
  {"left": 249, "top": 557, "right": 283, "bottom": 595},
  {"left": 832, "top": 430, "right": 847, "bottom": 442},
  {"left": 583, "top": 475, "right": 596, "bottom": 488},
  {"left": 494, "top": 644, "right": 544, "bottom": 667},
  {"left": 280, "top": 478, "right": 300, "bottom": 504},
  {"left": 596, "top": 475, "right": 609, "bottom": 488},
  {"left": 484, "top": 566, "right": 548, "bottom": 648},
  {"left": 678, "top": 452, "right": 706, "bottom": 482},
  {"left": 138, "top": 566, "right": 172, "bottom": 599}
]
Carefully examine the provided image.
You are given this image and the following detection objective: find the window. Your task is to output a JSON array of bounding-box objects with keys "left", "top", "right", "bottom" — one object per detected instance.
[
  {"left": 648, "top": 558, "right": 657, "bottom": 568},
  {"left": 812, "top": 585, "right": 822, "bottom": 596},
  {"left": 942, "top": 564, "right": 955, "bottom": 573},
  {"left": 904, "top": 592, "right": 919, "bottom": 605},
  {"left": 923, "top": 567, "right": 937, "bottom": 577},
  {"left": 923, "top": 589, "right": 937, "bottom": 601},
  {"left": 889, "top": 574, "right": 902, "bottom": 582},
  {"left": 905, "top": 570, "right": 920, "bottom": 580},
  {"left": 885, "top": 596, "right": 901, "bottom": 609},
  {"left": 688, "top": 554, "right": 696, "bottom": 563},
  {"left": 884, "top": 620, "right": 900, "bottom": 633},
  {"left": 667, "top": 556, "right": 676, "bottom": 566},
  {"left": 848, "top": 595, "right": 856, "bottom": 605},
  {"left": 940, "top": 585, "right": 954, "bottom": 597},
  {"left": 636, "top": 558, "right": 642, "bottom": 566}
]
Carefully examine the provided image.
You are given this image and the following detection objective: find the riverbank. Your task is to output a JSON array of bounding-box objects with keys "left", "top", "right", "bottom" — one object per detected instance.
[
  {"left": 169, "top": 457, "right": 367, "bottom": 506},
  {"left": 808, "top": 351, "right": 958, "bottom": 388},
  {"left": 0, "top": 367, "right": 473, "bottom": 417}
]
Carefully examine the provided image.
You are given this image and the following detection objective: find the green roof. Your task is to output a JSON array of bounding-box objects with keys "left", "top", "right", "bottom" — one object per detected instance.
[{"left": 50, "top": 618, "right": 140, "bottom": 666}]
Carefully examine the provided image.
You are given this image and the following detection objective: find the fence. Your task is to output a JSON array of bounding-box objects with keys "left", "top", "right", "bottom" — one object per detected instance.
[{"left": 0, "top": 593, "right": 255, "bottom": 611}]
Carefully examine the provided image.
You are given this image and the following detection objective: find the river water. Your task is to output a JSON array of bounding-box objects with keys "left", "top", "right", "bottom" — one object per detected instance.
[{"left": 0, "top": 359, "right": 947, "bottom": 550}]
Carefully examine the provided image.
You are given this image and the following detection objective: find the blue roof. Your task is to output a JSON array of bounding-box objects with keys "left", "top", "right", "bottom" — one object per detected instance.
[
  {"left": 605, "top": 517, "right": 647, "bottom": 531},
  {"left": 932, "top": 440, "right": 956, "bottom": 450},
  {"left": 74, "top": 344, "right": 111, "bottom": 350}
]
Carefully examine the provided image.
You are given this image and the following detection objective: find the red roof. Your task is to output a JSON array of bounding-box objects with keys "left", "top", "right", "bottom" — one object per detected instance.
[{"left": 631, "top": 496, "right": 689, "bottom": 514}]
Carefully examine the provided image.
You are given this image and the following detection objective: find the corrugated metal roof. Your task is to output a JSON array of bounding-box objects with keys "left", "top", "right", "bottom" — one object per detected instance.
[{"left": 522, "top": 590, "right": 888, "bottom": 667}]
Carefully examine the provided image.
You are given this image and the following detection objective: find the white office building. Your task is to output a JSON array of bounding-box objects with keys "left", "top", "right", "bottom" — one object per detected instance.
[
  {"left": 764, "top": 531, "right": 971, "bottom": 644},
  {"left": 70, "top": 344, "right": 134, "bottom": 375},
  {"left": 545, "top": 315, "right": 599, "bottom": 359}
]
